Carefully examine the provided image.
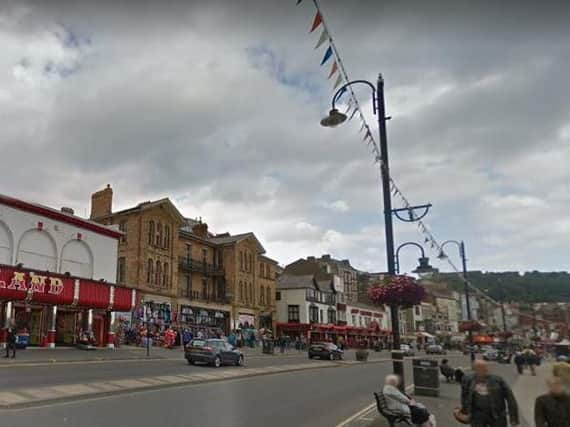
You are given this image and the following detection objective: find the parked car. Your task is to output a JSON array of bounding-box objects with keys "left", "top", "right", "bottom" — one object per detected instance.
[
  {"left": 426, "top": 344, "right": 447, "bottom": 355},
  {"left": 483, "top": 349, "right": 499, "bottom": 361},
  {"left": 185, "top": 339, "right": 244, "bottom": 368},
  {"left": 400, "top": 344, "right": 415, "bottom": 357},
  {"left": 308, "top": 342, "right": 343, "bottom": 360}
]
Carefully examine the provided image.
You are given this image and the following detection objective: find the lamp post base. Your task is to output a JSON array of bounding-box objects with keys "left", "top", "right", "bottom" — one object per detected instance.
[{"left": 392, "top": 350, "right": 405, "bottom": 391}]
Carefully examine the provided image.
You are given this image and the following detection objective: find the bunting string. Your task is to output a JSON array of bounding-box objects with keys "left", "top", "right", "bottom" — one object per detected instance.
[{"left": 297, "top": 0, "right": 564, "bottom": 330}]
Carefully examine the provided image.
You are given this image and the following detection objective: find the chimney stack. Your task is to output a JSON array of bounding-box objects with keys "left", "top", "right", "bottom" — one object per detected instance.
[
  {"left": 90, "top": 184, "right": 113, "bottom": 219},
  {"left": 192, "top": 222, "right": 209, "bottom": 239}
]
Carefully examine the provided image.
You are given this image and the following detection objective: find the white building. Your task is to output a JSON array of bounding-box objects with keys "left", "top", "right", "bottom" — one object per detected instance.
[
  {"left": 0, "top": 194, "right": 134, "bottom": 349},
  {"left": 276, "top": 274, "right": 339, "bottom": 325}
]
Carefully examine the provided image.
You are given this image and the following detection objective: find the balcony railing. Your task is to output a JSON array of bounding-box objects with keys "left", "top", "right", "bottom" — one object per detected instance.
[
  {"left": 179, "top": 289, "right": 231, "bottom": 305},
  {"left": 178, "top": 257, "right": 224, "bottom": 276}
]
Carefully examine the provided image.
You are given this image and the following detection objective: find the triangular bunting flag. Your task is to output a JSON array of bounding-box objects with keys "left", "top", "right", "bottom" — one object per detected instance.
[
  {"left": 328, "top": 61, "right": 338, "bottom": 79},
  {"left": 349, "top": 108, "right": 358, "bottom": 120},
  {"left": 332, "top": 73, "right": 343, "bottom": 89},
  {"left": 315, "top": 29, "right": 328, "bottom": 49},
  {"left": 310, "top": 12, "right": 323, "bottom": 33},
  {"left": 363, "top": 130, "right": 371, "bottom": 142},
  {"left": 320, "top": 46, "right": 333, "bottom": 65},
  {"left": 296, "top": 0, "right": 303, "bottom": 4},
  {"left": 359, "top": 122, "right": 366, "bottom": 133}
]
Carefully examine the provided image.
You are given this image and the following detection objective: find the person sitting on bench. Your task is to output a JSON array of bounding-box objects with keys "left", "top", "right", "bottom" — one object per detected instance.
[{"left": 383, "top": 374, "right": 436, "bottom": 427}]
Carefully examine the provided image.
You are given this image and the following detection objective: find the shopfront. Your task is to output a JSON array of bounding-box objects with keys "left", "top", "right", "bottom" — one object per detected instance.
[
  {"left": 178, "top": 304, "right": 230, "bottom": 334},
  {"left": 0, "top": 265, "right": 136, "bottom": 348}
]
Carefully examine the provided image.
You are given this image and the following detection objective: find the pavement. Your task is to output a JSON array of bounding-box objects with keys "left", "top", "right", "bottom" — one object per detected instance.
[{"left": 344, "top": 360, "right": 552, "bottom": 427}]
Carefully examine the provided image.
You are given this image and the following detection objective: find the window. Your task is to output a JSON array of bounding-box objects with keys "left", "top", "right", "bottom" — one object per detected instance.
[
  {"left": 119, "top": 221, "right": 127, "bottom": 243},
  {"left": 239, "top": 251, "right": 244, "bottom": 271},
  {"left": 320, "top": 309, "right": 324, "bottom": 323},
  {"left": 288, "top": 305, "right": 300, "bottom": 323},
  {"left": 148, "top": 221, "right": 154, "bottom": 245},
  {"left": 328, "top": 309, "right": 336, "bottom": 324},
  {"left": 266, "top": 266, "right": 271, "bottom": 279},
  {"left": 352, "top": 315, "right": 356, "bottom": 325},
  {"left": 155, "top": 260, "right": 161, "bottom": 285},
  {"left": 202, "top": 278, "right": 208, "bottom": 299},
  {"left": 260, "top": 263, "right": 264, "bottom": 277},
  {"left": 117, "top": 257, "right": 126, "bottom": 284},
  {"left": 239, "top": 281, "right": 244, "bottom": 302},
  {"left": 260, "top": 286, "right": 265, "bottom": 305},
  {"left": 249, "top": 254, "right": 253, "bottom": 272},
  {"left": 164, "top": 226, "right": 170, "bottom": 249},
  {"left": 266, "top": 287, "right": 271, "bottom": 305},
  {"left": 147, "top": 259, "right": 153, "bottom": 283},
  {"left": 249, "top": 283, "right": 253, "bottom": 304},
  {"left": 202, "top": 248, "right": 207, "bottom": 261},
  {"left": 415, "top": 306, "right": 420, "bottom": 316},
  {"left": 276, "top": 291, "right": 281, "bottom": 301},
  {"left": 185, "top": 243, "right": 192, "bottom": 260},
  {"left": 185, "top": 273, "right": 191, "bottom": 297},
  {"left": 156, "top": 223, "right": 162, "bottom": 247},
  {"left": 217, "top": 250, "right": 223, "bottom": 267},
  {"left": 163, "top": 262, "right": 169, "bottom": 287},
  {"left": 309, "top": 305, "right": 319, "bottom": 323}
]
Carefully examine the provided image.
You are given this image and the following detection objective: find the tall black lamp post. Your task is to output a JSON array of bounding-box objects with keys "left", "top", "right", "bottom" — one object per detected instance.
[
  {"left": 321, "top": 74, "right": 431, "bottom": 383},
  {"left": 438, "top": 240, "right": 475, "bottom": 362}
]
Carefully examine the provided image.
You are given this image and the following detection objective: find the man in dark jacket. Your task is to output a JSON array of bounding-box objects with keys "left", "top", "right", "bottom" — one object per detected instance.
[
  {"left": 461, "top": 360, "right": 519, "bottom": 427},
  {"left": 5, "top": 326, "right": 16, "bottom": 358},
  {"left": 535, "top": 376, "right": 570, "bottom": 427}
]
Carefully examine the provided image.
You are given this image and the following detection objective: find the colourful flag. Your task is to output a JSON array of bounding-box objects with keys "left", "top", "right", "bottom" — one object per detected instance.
[
  {"left": 315, "top": 29, "right": 328, "bottom": 49},
  {"left": 296, "top": 0, "right": 303, "bottom": 4},
  {"left": 310, "top": 12, "right": 322, "bottom": 32},
  {"left": 332, "top": 73, "right": 343, "bottom": 89},
  {"left": 320, "top": 46, "right": 333, "bottom": 65},
  {"left": 349, "top": 108, "right": 358, "bottom": 120},
  {"left": 328, "top": 61, "right": 338, "bottom": 79}
]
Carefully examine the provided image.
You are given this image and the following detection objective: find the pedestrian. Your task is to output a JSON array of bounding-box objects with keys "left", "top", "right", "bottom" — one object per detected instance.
[
  {"left": 5, "top": 325, "right": 16, "bottom": 358},
  {"left": 534, "top": 376, "right": 570, "bottom": 427},
  {"left": 513, "top": 352, "right": 524, "bottom": 375},
  {"left": 524, "top": 349, "right": 538, "bottom": 376},
  {"left": 460, "top": 360, "right": 519, "bottom": 427},
  {"left": 279, "top": 336, "right": 285, "bottom": 353}
]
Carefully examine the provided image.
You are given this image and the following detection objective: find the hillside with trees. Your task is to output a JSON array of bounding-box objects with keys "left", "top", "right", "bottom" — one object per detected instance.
[{"left": 431, "top": 271, "right": 570, "bottom": 303}]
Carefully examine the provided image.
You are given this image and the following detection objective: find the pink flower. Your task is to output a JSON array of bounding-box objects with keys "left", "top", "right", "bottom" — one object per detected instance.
[{"left": 367, "top": 275, "right": 425, "bottom": 308}]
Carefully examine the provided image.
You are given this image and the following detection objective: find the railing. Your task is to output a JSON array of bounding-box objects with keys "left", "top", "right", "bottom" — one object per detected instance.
[
  {"left": 179, "top": 289, "right": 231, "bottom": 305},
  {"left": 178, "top": 257, "right": 224, "bottom": 276}
]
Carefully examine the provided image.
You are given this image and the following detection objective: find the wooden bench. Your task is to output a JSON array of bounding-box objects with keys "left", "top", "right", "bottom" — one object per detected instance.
[{"left": 373, "top": 392, "right": 413, "bottom": 427}]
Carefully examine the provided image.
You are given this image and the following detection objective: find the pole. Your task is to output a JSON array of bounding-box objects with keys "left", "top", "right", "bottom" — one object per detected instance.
[
  {"left": 460, "top": 242, "right": 475, "bottom": 362},
  {"left": 377, "top": 74, "right": 404, "bottom": 387}
]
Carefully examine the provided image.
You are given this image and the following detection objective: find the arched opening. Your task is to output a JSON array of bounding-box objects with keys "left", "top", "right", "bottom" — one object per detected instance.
[
  {"left": 0, "top": 221, "right": 13, "bottom": 265},
  {"left": 16, "top": 229, "right": 57, "bottom": 271},
  {"left": 60, "top": 239, "right": 94, "bottom": 278}
]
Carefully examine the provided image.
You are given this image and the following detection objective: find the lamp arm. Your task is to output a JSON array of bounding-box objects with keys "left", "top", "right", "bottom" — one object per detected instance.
[{"left": 331, "top": 80, "right": 377, "bottom": 111}]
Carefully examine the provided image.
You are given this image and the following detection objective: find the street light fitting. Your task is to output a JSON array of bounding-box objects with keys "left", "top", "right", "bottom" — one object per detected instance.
[
  {"left": 437, "top": 250, "right": 447, "bottom": 260},
  {"left": 413, "top": 256, "right": 438, "bottom": 274},
  {"left": 320, "top": 108, "right": 347, "bottom": 127}
]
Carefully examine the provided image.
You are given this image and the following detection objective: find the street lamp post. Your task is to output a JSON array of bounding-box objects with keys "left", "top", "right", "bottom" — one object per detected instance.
[
  {"left": 439, "top": 240, "right": 475, "bottom": 362},
  {"left": 321, "top": 74, "right": 431, "bottom": 386}
]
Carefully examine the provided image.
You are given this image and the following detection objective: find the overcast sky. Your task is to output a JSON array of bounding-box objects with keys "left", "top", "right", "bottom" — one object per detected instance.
[{"left": 2, "top": 0, "right": 570, "bottom": 273}]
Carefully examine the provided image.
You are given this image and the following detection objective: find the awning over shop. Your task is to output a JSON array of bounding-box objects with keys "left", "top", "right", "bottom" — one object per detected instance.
[
  {"left": 78, "top": 280, "right": 111, "bottom": 309},
  {"left": 417, "top": 332, "right": 435, "bottom": 339},
  {"left": 113, "top": 286, "right": 136, "bottom": 311},
  {"left": 0, "top": 265, "right": 74, "bottom": 304}
]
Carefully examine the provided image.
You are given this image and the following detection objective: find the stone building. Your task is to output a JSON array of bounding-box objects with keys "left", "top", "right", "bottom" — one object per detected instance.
[{"left": 89, "top": 186, "right": 277, "bottom": 333}]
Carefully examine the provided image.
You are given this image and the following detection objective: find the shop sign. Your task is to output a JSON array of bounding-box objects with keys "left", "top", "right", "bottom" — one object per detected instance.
[{"left": 0, "top": 269, "right": 65, "bottom": 296}]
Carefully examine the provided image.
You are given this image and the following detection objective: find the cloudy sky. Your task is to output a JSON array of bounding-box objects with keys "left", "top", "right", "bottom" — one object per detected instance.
[{"left": 2, "top": 0, "right": 570, "bottom": 274}]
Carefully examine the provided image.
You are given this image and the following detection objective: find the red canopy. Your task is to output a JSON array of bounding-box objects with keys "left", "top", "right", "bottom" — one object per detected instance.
[
  {"left": 113, "top": 286, "right": 134, "bottom": 311},
  {"left": 78, "top": 280, "right": 111, "bottom": 309}
]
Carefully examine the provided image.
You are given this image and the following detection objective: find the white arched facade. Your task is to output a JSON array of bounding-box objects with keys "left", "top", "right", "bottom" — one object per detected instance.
[
  {"left": 0, "top": 221, "right": 12, "bottom": 265},
  {"left": 60, "top": 239, "right": 94, "bottom": 279},
  {"left": 16, "top": 229, "right": 58, "bottom": 272}
]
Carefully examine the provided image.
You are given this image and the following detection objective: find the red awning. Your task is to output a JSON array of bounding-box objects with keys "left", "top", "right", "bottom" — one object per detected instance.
[
  {"left": 78, "top": 280, "right": 111, "bottom": 309},
  {"left": 113, "top": 287, "right": 133, "bottom": 311}
]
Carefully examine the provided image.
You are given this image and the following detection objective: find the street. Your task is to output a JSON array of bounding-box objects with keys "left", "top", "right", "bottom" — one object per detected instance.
[{"left": 0, "top": 351, "right": 470, "bottom": 427}]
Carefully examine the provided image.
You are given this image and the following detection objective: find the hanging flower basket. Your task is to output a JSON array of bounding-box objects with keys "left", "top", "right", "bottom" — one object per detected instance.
[{"left": 367, "top": 275, "right": 425, "bottom": 308}]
